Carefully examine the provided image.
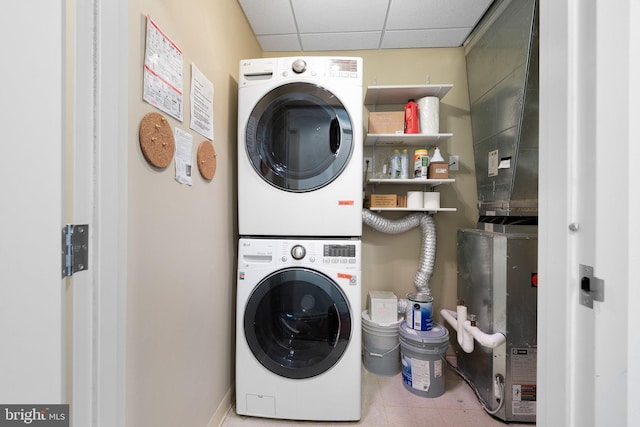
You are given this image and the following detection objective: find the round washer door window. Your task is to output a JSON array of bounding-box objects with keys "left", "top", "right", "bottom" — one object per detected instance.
[
  {"left": 245, "top": 82, "right": 354, "bottom": 192},
  {"left": 244, "top": 268, "right": 352, "bottom": 379}
]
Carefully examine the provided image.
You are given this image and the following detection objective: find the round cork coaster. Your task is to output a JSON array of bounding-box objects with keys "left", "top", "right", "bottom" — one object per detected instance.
[
  {"left": 139, "top": 112, "right": 175, "bottom": 168},
  {"left": 197, "top": 140, "right": 217, "bottom": 180}
]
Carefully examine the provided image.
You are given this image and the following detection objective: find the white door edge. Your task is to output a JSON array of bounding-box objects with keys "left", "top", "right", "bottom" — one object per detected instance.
[
  {"left": 540, "top": 0, "right": 638, "bottom": 426},
  {"left": 0, "top": 0, "right": 66, "bottom": 403},
  {"left": 72, "top": 0, "right": 127, "bottom": 425}
]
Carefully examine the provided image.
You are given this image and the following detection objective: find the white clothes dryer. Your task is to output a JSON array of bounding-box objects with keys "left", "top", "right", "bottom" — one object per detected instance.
[
  {"left": 235, "top": 237, "right": 361, "bottom": 421},
  {"left": 237, "top": 57, "right": 363, "bottom": 237}
]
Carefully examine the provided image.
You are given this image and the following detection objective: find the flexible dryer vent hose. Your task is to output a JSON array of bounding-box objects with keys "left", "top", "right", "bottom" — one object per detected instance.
[{"left": 361, "top": 209, "right": 436, "bottom": 296}]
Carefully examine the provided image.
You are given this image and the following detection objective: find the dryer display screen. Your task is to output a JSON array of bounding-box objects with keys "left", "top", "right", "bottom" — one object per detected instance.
[{"left": 329, "top": 59, "right": 358, "bottom": 73}]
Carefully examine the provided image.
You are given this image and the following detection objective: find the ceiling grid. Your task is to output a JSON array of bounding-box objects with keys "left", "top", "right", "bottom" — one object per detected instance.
[{"left": 238, "top": 0, "right": 495, "bottom": 51}]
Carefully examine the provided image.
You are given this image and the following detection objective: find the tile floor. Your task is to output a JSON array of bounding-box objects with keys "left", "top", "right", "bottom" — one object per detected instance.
[{"left": 221, "top": 364, "right": 535, "bottom": 427}]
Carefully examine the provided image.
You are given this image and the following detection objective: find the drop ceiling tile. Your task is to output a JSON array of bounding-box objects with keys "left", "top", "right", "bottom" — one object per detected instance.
[
  {"left": 291, "top": 0, "right": 390, "bottom": 33},
  {"left": 238, "top": 0, "right": 296, "bottom": 35},
  {"left": 256, "top": 34, "right": 302, "bottom": 52},
  {"left": 386, "top": 0, "right": 493, "bottom": 29},
  {"left": 300, "top": 32, "right": 382, "bottom": 51},
  {"left": 381, "top": 28, "right": 472, "bottom": 48}
]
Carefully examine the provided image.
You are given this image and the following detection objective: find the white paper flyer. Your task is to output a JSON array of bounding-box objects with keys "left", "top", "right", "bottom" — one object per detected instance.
[
  {"left": 174, "top": 128, "right": 193, "bottom": 186},
  {"left": 143, "top": 16, "right": 184, "bottom": 121},
  {"left": 190, "top": 63, "right": 214, "bottom": 140}
]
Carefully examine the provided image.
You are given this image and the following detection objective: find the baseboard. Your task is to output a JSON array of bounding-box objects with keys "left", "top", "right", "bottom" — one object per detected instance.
[{"left": 207, "top": 385, "right": 234, "bottom": 427}]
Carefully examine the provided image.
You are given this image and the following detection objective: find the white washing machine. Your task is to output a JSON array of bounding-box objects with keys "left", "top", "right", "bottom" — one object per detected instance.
[
  {"left": 237, "top": 57, "right": 363, "bottom": 237},
  {"left": 235, "top": 237, "right": 361, "bottom": 421}
]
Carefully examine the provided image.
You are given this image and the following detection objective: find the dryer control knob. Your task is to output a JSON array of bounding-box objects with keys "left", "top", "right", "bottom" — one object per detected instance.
[
  {"left": 292, "top": 59, "right": 307, "bottom": 74},
  {"left": 291, "top": 245, "right": 306, "bottom": 260}
]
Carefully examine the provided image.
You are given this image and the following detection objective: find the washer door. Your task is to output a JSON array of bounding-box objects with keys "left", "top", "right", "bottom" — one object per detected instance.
[
  {"left": 245, "top": 82, "right": 354, "bottom": 192},
  {"left": 244, "top": 268, "right": 352, "bottom": 379}
]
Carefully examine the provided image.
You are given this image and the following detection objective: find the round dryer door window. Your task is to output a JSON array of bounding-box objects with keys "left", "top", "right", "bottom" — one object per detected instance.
[
  {"left": 246, "top": 82, "right": 354, "bottom": 192},
  {"left": 244, "top": 268, "right": 352, "bottom": 379}
]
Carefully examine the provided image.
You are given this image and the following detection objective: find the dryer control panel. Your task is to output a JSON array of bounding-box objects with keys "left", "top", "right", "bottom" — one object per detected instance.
[{"left": 239, "top": 56, "right": 362, "bottom": 87}]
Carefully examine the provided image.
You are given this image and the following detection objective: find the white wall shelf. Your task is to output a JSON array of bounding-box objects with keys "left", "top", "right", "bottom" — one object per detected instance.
[
  {"left": 368, "top": 178, "right": 455, "bottom": 187},
  {"left": 364, "top": 83, "right": 456, "bottom": 215},
  {"left": 369, "top": 207, "right": 457, "bottom": 213},
  {"left": 364, "top": 84, "right": 453, "bottom": 105},
  {"left": 364, "top": 133, "right": 453, "bottom": 146}
]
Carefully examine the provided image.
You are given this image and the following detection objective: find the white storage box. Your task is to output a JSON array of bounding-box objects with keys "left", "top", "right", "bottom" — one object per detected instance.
[{"left": 368, "top": 291, "right": 398, "bottom": 324}]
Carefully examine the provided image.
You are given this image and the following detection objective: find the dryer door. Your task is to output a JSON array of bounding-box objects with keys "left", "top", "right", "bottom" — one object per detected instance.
[
  {"left": 244, "top": 267, "right": 352, "bottom": 379},
  {"left": 245, "top": 82, "right": 354, "bottom": 192}
]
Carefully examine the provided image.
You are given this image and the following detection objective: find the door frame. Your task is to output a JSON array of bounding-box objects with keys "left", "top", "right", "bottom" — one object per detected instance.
[
  {"left": 72, "top": 0, "right": 127, "bottom": 425},
  {"left": 539, "top": 0, "right": 639, "bottom": 425}
]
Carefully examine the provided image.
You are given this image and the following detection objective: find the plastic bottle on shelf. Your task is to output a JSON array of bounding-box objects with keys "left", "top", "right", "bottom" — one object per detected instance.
[
  {"left": 414, "top": 149, "right": 429, "bottom": 178},
  {"left": 428, "top": 147, "right": 449, "bottom": 180},
  {"left": 400, "top": 149, "right": 409, "bottom": 179},
  {"left": 431, "top": 147, "right": 445, "bottom": 163},
  {"left": 404, "top": 99, "right": 419, "bottom": 134},
  {"left": 389, "top": 149, "right": 401, "bottom": 178}
]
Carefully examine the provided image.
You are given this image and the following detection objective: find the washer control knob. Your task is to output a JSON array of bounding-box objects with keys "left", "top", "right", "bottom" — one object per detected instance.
[
  {"left": 292, "top": 59, "right": 307, "bottom": 74},
  {"left": 291, "top": 245, "right": 306, "bottom": 260}
]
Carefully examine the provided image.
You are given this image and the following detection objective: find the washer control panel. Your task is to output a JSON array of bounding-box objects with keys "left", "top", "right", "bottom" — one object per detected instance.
[{"left": 239, "top": 238, "right": 360, "bottom": 269}]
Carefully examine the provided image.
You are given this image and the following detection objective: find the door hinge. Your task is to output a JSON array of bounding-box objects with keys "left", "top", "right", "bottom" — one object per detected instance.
[
  {"left": 579, "top": 264, "right": 604, "bottom": 308},
  {"left": 62, "top": 224, "right": 89, "bottom": 278}
]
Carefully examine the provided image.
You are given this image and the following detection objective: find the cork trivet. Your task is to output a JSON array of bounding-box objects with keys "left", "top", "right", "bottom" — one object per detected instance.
[
  {"left": 139, "top": 112, "right": 175, "bottom": 168},
  {"left": 197, "top": 140, "right": 217, "bottom": 180}
]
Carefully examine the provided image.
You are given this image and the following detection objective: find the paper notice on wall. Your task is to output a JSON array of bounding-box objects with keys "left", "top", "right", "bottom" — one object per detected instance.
[
  {"left": 143, "top": 16, "right": 184, "bottom": 121},
  {"left": 488, "top": 149, "right": 499, "bottom": 177},
  {"left": 190, "top": 64, "right": 214, "bottom": 140},
  {"left": 174, "top": 128, "right": 193, "bottom": 186},
  {"left": 498, "top": 157, "right": 512, "bottom": 169}
]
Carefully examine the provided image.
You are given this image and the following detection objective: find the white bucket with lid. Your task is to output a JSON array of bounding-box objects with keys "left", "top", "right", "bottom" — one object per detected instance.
[
  {"left": 361, "top": 310, "right": 403, "bottom": 376},
  {"left": 399, "top": 321, "right": 449, "bottom": 397}
]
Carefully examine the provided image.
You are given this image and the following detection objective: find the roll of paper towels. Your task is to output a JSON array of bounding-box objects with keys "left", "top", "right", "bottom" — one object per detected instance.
[
  {"left": 417, "top": 96, "right": 439, "bottom": 134},
  {"left": 423, "top": 192, "right": 440, "bottom": 210},
  {"left": 407, "top": 191, "right": 424, "bottom": 209}
]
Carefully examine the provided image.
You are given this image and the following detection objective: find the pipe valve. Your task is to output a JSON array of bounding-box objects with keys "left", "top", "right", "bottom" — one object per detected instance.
[{"left": 469, "top": 314, "right": 477, "bottom": 327}]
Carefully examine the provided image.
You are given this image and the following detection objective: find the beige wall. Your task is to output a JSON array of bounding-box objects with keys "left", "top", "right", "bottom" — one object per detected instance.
[
  {"left": 363, "top": 49, "right": 478, "bottom": 325},
  {"left": 265, "top": 49, "right": 478, "bottom": 325},
  {"left": 125, "top": 3, "right": 475, "bottom": 423},
  {"left": 126, "top": 1, "right": 260, "bottom": 426}
]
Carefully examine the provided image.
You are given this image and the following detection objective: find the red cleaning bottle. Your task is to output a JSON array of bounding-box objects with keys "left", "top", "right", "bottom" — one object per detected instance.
[{"left": 404, "top": 99, "right": 419, "bottom": 134}]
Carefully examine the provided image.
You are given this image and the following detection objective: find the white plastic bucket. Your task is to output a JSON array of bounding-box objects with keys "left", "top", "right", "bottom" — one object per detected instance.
[
  {"left": 399, "top": 321, "right": 449, "bottom": 398},
  {"left": 361, "top": 310, "right": 403, "bottom": 376}
]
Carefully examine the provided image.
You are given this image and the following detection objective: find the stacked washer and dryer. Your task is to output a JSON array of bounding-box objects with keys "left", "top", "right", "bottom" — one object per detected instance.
[{"left": 235, "top": 57, "right": 364, "bottom": 421}]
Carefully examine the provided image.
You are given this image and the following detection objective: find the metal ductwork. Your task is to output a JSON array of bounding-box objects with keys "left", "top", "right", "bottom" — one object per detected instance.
[
  {"left": 361, "top": 209, "right": 436, "bottom": 295},
  {"left": 465, "top": 0, "right": 539, "bottom": 218},
  {"left": 449, "top": 2, "right": 539, "bottom": 423}
]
